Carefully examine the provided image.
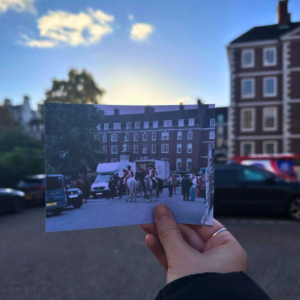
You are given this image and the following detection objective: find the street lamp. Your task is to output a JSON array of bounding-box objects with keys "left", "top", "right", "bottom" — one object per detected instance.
[{"left": 59, "top": 151, "right": 68, "bottom": 158}]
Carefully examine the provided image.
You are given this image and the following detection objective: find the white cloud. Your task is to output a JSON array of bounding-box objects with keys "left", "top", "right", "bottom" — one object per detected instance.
[
  {"left": 23, "top": 8, "right": 114, "bottom": 48},
  {"left": 130, "top": 23, "right": 153, "bottom": 41},
  {"left": 128, "top": 14, "right": 134, "bottom": 21},
  {"left": 0, "top": 0, "right": 35, "bottom": 13}
]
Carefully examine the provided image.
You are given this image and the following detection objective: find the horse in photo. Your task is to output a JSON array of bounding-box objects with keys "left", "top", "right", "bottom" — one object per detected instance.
[
  {"left": 125, "top": 177, "right": 137, "bottom": 202},
  {"left": 136, "top": 179, "right": 144, "bottom": 197},
  {"left": 144, "top": 175, "right": 153, "bottom": 203}
]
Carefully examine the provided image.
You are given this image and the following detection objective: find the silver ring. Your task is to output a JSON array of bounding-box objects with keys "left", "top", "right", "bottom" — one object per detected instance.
[{"left": 212, "top": 228, "right": 228, "bottom": 237}]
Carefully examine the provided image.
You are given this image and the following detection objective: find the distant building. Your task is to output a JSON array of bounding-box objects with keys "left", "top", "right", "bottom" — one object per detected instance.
[
  {"left": 215, "top": 107, "right": 228, "bottom": 164},
  {"left": 227, "top": 0, "right": 300, "bottom": 159}
]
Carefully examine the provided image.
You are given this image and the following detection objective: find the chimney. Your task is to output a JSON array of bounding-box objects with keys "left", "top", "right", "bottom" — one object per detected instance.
[
  {"left": 23, "top": 95, "right": 30, "bottom": 106},
  {"left": 4, "top": 98, "right": 12, "bottom": 106},
  {"left": 144, "top": 106, "right": 155, "bottom": 114},
  {"left": 277, "top": 0, "right": 291, "bottom": 26},
  {"left": 114, "top": 107, "right": 119, "bottom": 116},
  {"left": 179, "top": 103, "right": 184, "bottom": 111}
]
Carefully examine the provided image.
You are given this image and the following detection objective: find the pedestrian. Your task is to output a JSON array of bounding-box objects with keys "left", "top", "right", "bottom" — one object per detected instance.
[
  {"left": 113, "top": 172, "right": 122, "bottom": 199},
  {"left": 189, "top": 174, "right": 197, "bottom": 201},
  {"left": 167, "top": 175, "right": 173, "bottom": 197},
  {"left": 107, "top": 175, "right": 116, "bottom": 200},
  {"left": 172, "top": 175, "right": 177, "bottom": 194},
  {"left": 182, "top": 175, "right": 192, "bottom": 201},
  {"left": 140, "top": 205, "right": 271, "bottom": 300}
]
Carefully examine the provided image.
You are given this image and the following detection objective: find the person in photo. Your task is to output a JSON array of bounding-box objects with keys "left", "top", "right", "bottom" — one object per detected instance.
[
  {"left": 182, "top": 175, "right": 192, "bottom": 201},
  {"left": 172, "top": 175, "right": 177, "bottom": 194},
  {"left": 190, "top": 174, "right": 197, "bottom": 201},
  {"left": 167, "top": 175, "right": 173, "bottom": 197}
]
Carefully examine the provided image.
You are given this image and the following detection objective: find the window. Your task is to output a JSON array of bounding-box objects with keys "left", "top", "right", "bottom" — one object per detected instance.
[
  {"left": 144, "top": 121, "right": 149, "bottom": 129},
  {"left": 178, "top": 119, "right": 184, "bottom": 127},
  {"left": 239, "top": 169, "right": 268, "bottom": 182},
  {"left": 264, "top": 77, "right": 277, "bottom": 97},
  {"left": 113, "top": 123, "right": 121, "bottom": 130},
  {"left": 111, "top": 145, "right": 118, "bottom": 154},
  {"left": 189, "top": 118, "right": 195, "bottom": 126},
  {"left": 186, "top": 158, "right": 192, "bottom": 171},
  {"left": 209, "top": 131, "right": 215, "bottom": 140},
  {"left": 242, "top": 49, "right": 254, "bottom": 68},
  {"left": 97, "top": 124, "right": 101, "bottom": 130},
  {"left": 142, "top": 144, "right": 147, "bottom": 154},
  {"left": 208, "top": 143, "right": 214, "bottom": 158},
  {"left": 111, "top": 133, "right": 118, "bottom": 141},
  {"left": 104, "top": 123, "right": 109, "bottom": 130},
  {"left": 210, "top": 118, "right": 215, "bottom": 127},
  {"left": 103, "top": 145, "right": 107, "bottom": 153},
  {"left": 152, "top": 132, "right": 156, "bottom": 140},
  {"left": 161, "top": 132, "right": 169, "bottom": 140},
  {"left": 135, "top": 122, "right": 140, "bottom": 129},
  {"left": 152, "top": 144, "right": 156, "bottom": 153},
  {"left": 177, "top": 144, "right": 182, "bottom": 153},
  {"left": 177, "top": 131, "right": 182, "bottom": 140},
  {"left": 241, "top": 142, "right": 255, "bottom": 155},
  {"left": 134, "top": 133, "right": 138, "bottom": 141},
  {"left": 263, "top": 141, "right": 278, "bottom": 154},
  {"left": 153, "top": 121, "right": 158, "bottom": 128},
  {"left": 164, "top": 120, "right": 172, "bottom": 127},
  {"left": 264, "top": 47, "right": 276, "bottom": 66},
  {"left": 143, "top": 132, "right": 147, "bottom": 141},
  {"left": 241, "top": 78, "right": 255, "bottom": 98},
  {"left": 161, "top": 144, "right": 169, "bottom": 153},
  {"left": 187, "top": 131, "right": 193, "bottom": 139},
  {"left": 241, "top": 108, "right": 255, "bottom": 132},
  {"left": 217, "top": 114, "right": 224, "bottom": 122},
  {"left": 263, "top": 107, "right": 277, "bottom": 131},
  {"left": 217, "top": 126, "right": 224, "bottom": 135},
  {"left": 126, "top": 122, "right": 131, "bottom": 129},
  {"left": 103, "top": 134, "right": 107, "bottom": 142},
  {"left": 125, "top": 133, "right": 129, "bottom": 141},
  {"left": 187, "top": 143, "right": 192, "bottom": 153},
  {"left": 124, "top": 144, "right": 129, "bottom": 152},
  {"left": 134, "top": 145, "right": 138, "bottom": 154},
  {"left": 111, "top": 157, "right": 118, "bottom": 162},
  {"left": 176, "top": 158, "right": 182, "bottom": 171}
]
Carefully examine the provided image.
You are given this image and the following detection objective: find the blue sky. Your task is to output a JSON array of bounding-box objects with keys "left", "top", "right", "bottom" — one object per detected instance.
[{"left": 1, "top": 0, "right": 300, "bottom": 109}]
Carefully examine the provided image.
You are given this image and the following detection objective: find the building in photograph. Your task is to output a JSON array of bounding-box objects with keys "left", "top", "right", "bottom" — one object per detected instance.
[
  {"left": 215, "top": 107, "right": 228, "bottom": 164},
  {"left": 227, "top": 0, "right": 300, "bottom": 159},
  {"left": 96, "top": 101, "right": 215, "bottom": 174}
]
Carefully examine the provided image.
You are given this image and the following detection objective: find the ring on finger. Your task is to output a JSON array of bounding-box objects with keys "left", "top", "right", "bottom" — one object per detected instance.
[{"left": 212, "top": 228, "right": 228, "bottom": 237}]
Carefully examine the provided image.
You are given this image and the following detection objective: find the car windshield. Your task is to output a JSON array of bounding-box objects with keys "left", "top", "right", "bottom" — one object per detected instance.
[
  {"left": 46, "top": 177, "right": 63, "bottom": 191},
  {"left": 95, "top": 174, "right": 111, "bottom": 183}
]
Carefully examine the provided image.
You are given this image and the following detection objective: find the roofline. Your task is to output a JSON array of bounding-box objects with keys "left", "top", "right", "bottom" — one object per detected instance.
[
  {"left": 281, "top": 24, "right": 300, "bottom": 40},
  {"left": 228, "top": 39, "right": 278, "bottom": 48}
]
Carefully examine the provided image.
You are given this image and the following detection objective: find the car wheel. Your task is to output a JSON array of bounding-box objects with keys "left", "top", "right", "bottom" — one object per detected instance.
[
  {"left": 287, "top": 198, "right": 300, "bottom": 221},
  {"left": 11, "top": 197, "right": 25, "bottom": 214},
  {"left": 52, "top": 209, "right": 62, "bottom": 216},
  {"left": 72, "top": 197, "right": 83, "bottom": 209}
]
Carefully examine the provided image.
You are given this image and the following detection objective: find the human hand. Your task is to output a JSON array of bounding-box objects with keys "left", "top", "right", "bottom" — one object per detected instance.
[{"left": 140, "top": 204, "right": 247, "bottom": 284}]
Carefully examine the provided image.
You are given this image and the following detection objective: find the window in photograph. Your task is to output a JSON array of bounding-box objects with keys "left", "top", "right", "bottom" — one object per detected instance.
[
  {"left": 152, "top": 132, "right": 156, "bottom": 140},
  {"left": 103, "top": 134, "right": 107, "bottom": 142},
  {"left": 153, "top": 121, "right": 158, "bottom": 128},
  {"left": 188, "top": 118, "right": 195, "bottom": 126},
  {"left": 241, "top": 108, "right": 255, "bottom": 132},
  {"left": 161, "top": 144, "right": 169, "bottom": 153},
  {"left": 241, "top": 78, "right": 255, "bottom": 98},
  {"left": 152, "top": 144, "right": 156, "bottom": 153},
  {"left": 104, "top": 123, "right": 109, "bottom": 130},
  {"left": 125, "top": 133, "right": 129, "bottom": 141},
  {"left": 178, "top": 119, "right": 184, "bottom": 127},
  {"left": 263, "top": 141, "right": 277, "bottom": 154},
  {"left": 135, "top": 122, "right": 140, "bottom": 129},
  {"left": 111, "top": 133, "right": 118, "bottom": 141},
  {"left": 176, "top": 158, "right": 181, "bottom": 171},
  {"left": 134, "top": 145, "right": 138, "bottom": 154},
  {"left": 161, "top": 131, "right": 169, "bottom": 140},
  {"left": 142, "top": 144, "right": 147, "bottom": 154},
  {"left": 187, "top": 131, "right": 193, "bottom": 139},
  {"left": 264, "top": 77, "right": 277, "bottom": 97},
  {"left": 177, "top": 144, "right": 182, "bottom": 153},
  {"left": 217, "top": 126, "right": 224, "bottom": 135},
  {"left": 242, "top": 49, "right": 254, "bottom": 68},
  {"left": 164, "top": 120, "right": 172, "bottom": 127},
  {"left": 126, "top": 122, "right": 131, "bottom": 129},
  {"left": 111, "top": 157, "right": 118, "bottom": 162},
  {"left": 209, "top": 131, "right": 215, "bottom": 140},
  {"left": 186, "top": 158, "right": 192, "bottom": 171},
  {"left": 217, "top": 114, "right": 224, "bottom": 123},
  {"left": 113, "top": 123, "right": 121, "bottom": 130},
  {"left": 264, "top": 47, "right": 276, "bottom": 66},
  {"left": 241, "top": 142, "right": 255, "bottom": 155},
  {"left": 144, "top": 121, "right": 149, "bottom": 129},
  {"left": 134, "top": 133, "right": 138, "bottom": 141},
  {"left": 263, "top": 107, "right": 277, "bottom": 131},
  {"left": 111, "top": 145, "right": 118, "bottom": 154},
  {"left": 208, "top": 143, "right": 214, "bottom": 158},
  {"left": 187, "top": 143, "right": 192, "bottom": 153},
  {"left": 210, "top": 118, "right": 215, "bottom": 127},
  {"left": 143, "top": 132, "right": 147, "bottom": 141},
  {"left": 97, "top": 124, "right": 101, "bottom": 130},
  {"left": 177, "top": 131, "right": 182, "bottom": 140},
  {"left": 103, "top": 145, "right": 107, "bottom": 153}
]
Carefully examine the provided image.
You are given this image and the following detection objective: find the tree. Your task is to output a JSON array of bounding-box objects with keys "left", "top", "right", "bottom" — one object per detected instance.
[{"left": 0, "top": 103, "right": 19, "bottom": 131}]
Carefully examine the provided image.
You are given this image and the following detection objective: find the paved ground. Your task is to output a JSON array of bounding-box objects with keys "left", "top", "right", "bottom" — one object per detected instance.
[
  {"left": 1, "top": 206, "right": 299, "bottom": 300},
  {"left": 46, "top": 189, "right": 207, "bottom": 232}
]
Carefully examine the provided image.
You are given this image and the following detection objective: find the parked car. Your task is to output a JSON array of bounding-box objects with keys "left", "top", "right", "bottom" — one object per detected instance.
[
  {"left": 214, "top": 164, "right": 300, "bottom": 220},
  {"left": 17, "top": 174, "right": 45, "bottom": 205},
  {"left": 0, "top": 188, "right": 25, "bottom": 214}
]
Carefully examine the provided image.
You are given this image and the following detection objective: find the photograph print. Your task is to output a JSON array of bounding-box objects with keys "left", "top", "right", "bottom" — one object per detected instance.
[{"left": 45, "top": 101, "right": 215, "bottom": 232}]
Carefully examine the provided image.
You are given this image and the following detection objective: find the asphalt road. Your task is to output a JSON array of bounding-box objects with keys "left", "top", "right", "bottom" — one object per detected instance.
[{"left": 1, "top": 206, "right": 299, "bottom": 300}]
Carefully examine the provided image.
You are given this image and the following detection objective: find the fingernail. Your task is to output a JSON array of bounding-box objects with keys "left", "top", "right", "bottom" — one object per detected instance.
[{"left": 155, "top": 205, "right": 169, "bottom": 222}]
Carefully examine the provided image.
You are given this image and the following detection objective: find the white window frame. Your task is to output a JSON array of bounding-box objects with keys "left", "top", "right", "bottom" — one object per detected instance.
[
  {"left": 161, "top": 131, "right": 169, "bottom": 140},
  {"left": 111, "top": 145, "right": 118, "bottom": 154},
  {"left": 144, "top": 121, "right": 149, "bottom": 129},
  {"left": 143, "top": 132, "right": 147, "bottom": 141},
  {"left": 161, "top": 144, "right": 169, "bottom": 153},
  {"left": 263, "top": 141, "right": 278, "bottom": 154},
  {"left": 152, "top": 144, "right": 156, "bottom": 154},
  {"left": 217, "top": 114, "right": 224, "bottom": 123},
  {"left": 176, "top": 158, "right": 182, "bottom": 171},
  {"left": 177, "top": 143, "right": 182, "bottom": 154},
  {"left": 125, "top": 133, "right": 129, "bottom": 141},
  {"left": 241, "top": 108, "right": 255, "bottom": 132},
  {"left": 263, "top": 47, "right": 277, "bottom": 67},
  {"left": 178, "top": 119, "right": 184, "bottom": 127},
  {"left": 217, "top": 126, "right": 224, "bottom": 135},
  {"left": 111, "top": 133, "right": 118, "bottom": 141},
  {"left": 142, "top": 144, "right": 147, "bottom": 154},
  {"left": 210, "top": 118, "right": 215, "bottom": 127},
  {"left": 209, "top": 131, "right": 215, "bottom": 140},
  {"left": 104, "top": 123, "right": 109, "bottom": 130},
  {"left": 241, "top": 49, "right": 254, "bottom": 68},
  {"left": 152, "top": 132, "right": 156, "bottom": 141},
  {"left": 263, "top": 107, "right": 278, "bottom": 131},
  {"left": 187, "top": 131, "right": 193, "bottom": 140},
  {"left": 240, "top": 141, "right": 255, "bottom": 156},
  {"left": 177, "top": 131, "right": 182, "bottom": 140},
  {"left": 126, "top": 122, "right": 131, "bottom": 129},
  {"left": 186, "top": 158, "right": 192, "bottom": 171},
  {"left": 111, "top": 157, "right": 118, "bottom": 162},
  {"left": 163, "top": 120, "right": 172, "bottom": 127},
  {"left": 187, "top": 143, "right": 192, "bottom": 153},
  {"left": 263, "top": 77, "right": 277, "bottom": 98},
  {"left": 134, "top": 145, "right": 138, "bottom": 154},
  {"left": 103, "top": 145, "right": 107, "bottom": 153},
  {"left": 135, "top": 122, "right": 140, "bottom": 129},
  {"left": 113, "top": 123, "right": 121, "bottom": 130},
  {"left": 103, "top": 134, "right": 107, "bottom": 142},
  {"left": 241, "top": 78, "right": 255, "bottom": 99},
  {"left": 188, "top": 118, "right": 195, "bottom": 126},
  {"left": 153, "top": 121, "right": 158, "bottom": 128},
  {"left": 134, "top": 133, "right": 138, "bottom": 141}
]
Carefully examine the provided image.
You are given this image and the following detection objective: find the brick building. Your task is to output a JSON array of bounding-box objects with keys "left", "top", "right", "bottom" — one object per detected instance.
[
  {"left": 227, "top": 0, "right": 300, "bottom": 159},
  {"left": 96, "top": 101, "right": 215, "bottom": 173}
]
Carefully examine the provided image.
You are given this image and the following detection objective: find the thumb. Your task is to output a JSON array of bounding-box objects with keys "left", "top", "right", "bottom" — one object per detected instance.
[{"left": 154, "top": 205, "right": 186, "bottom": 259}]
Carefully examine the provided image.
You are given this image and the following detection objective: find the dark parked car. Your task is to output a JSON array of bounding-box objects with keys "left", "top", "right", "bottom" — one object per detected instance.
[
  {"left": 0, "top": 188, "right": 25, "bottom": 214},
  {"left": 17, "top": 174, "right": 45, "bottom": 205},
  {"left": 215, "top": 164, "right": 300, "bottom": 220}
]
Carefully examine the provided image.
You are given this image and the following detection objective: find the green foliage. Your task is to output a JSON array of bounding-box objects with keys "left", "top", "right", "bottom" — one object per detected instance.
[
  {"left": 45, "top": 161, "right": 60, "bottom": 174},
  {"left": 0, "top": 104, "right": 20, "bottom": 131}
]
